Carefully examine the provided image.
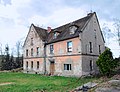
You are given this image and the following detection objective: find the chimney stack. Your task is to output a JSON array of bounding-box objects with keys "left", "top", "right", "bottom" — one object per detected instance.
[{"left": 47, "top": 27, "right": 51, "bottom": 33}]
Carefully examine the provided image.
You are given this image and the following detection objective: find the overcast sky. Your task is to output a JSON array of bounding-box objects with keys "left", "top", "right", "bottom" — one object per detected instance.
[{"left": 0, "top": 0, "right": 120, "bottom": 57}]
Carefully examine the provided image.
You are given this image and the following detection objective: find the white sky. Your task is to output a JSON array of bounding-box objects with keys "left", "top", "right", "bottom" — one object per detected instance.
[{"left": 0, "top": 0, "right": 120, "bottom": 57}]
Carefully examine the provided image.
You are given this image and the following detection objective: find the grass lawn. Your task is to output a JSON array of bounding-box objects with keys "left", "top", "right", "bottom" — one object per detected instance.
[{"left": 0, "top": 72, "right": 96, "bottom": 92}]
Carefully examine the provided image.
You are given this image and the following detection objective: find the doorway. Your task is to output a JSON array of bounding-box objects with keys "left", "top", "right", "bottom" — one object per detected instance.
[{"left": 50, "top": 61, "right": 55, "bottom": 75}]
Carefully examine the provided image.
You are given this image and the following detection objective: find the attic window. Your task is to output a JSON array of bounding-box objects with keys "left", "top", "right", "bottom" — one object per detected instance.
[
  {"left": 69, "top": 26, "right": 77, "bottom": 34},
  {"left": 54, "top": 32, "right": 57, "bottom": 39},
  {"left": 53, "top": 32, "right": 59, "bottom": 39}
]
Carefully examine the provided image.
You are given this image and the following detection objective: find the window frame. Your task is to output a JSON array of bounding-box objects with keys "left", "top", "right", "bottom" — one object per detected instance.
[
  {"left": 26, "top": 49, "right": 28, "bottom": 56},
  {"left": 90, "top": 60, "right": 93, "bottom": 71},
  {"left": 37, "top": 61, "right": 39, "bottom": 69},
  {"left": 26, "top": 61, "right": 28, "bottom": 69},
  {"left": 31, "top": 61, "right": 33, "bottom": 69},
  {"left": 99, "top": 45, "right": 101, "bottom": 54},
  {"left": 67, "top": 41, "right": 72, "bottom": 52},
  {"left": 36, "top": 47, "right": 40, "bottom": 56},
  {"left": 31, "top": 48, "right": 33, "bottom": 56},
  {"left": 31, "top": 38, "right": 33, "bottom": 46},
  {"left": 64, "top": 64, "right": 72, "bottom": 70},
  {"left": 89, "top": 42, "right": 92, "bottom": 53},
  {"left": 50, "top": 44, "right": 54, "bottom": 54}
]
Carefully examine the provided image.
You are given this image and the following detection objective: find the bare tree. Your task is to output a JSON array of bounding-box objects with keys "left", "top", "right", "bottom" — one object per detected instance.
[
  {"left": 113, "top": 18, "right": 120, "bottom": 46},
  {"left": 15, "top": 40, "right": 23, "bottom": 68}
]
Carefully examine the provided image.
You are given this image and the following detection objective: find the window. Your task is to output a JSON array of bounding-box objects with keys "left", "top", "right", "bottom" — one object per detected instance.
[
  {"left": 31, "top": 61, "right": 33, "bottom": 69},
  {"left": 67, "top": 41, "right": 72, "bottom": 52},
  {"left": 31, "top": 48, "right": 33, "bottom": 56},
  {"left": 64, "top": 64, "right": 71, "bottom": 70},
  {"left": 26, "top": 49, "right": 28, "bottom": 56},
  {"left": 69, "top": 26, "right": 77, "bottom": 34},
  {"left": 37, "top": 61, "right": 39, "bottom": 69},
  {"left": 89, "top": 42, "right": 92, "bottom": 53},
  {"left": 99, "top": 45, "right": 101, "bottom": 54},
  {"left": 90, "top": 60, "right": 93, "bottom": 71},
  {"left": 31, "top": 38, "right": 33, "bottom": 45},
  {"left": 50, "top": 44, "right": 54, "bottom": 54},
  {"left": 36, "top": 47, "right": 40, "bottom": 56},
  {"left": 94, "top": 29, "right": 97, "bottom": 39},
  {"left": 26, "top": 61, "right": 28, "bottom": 69},
  {"left": 54, "top": 32, "right": 57, "bottom": 39}
]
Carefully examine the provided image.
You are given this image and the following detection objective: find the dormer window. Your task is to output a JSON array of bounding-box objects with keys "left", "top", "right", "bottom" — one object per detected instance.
[
  {"left": 69, "top": 26, "right": 77, "bottom": 34},
  {"left": 53, "top": 32, "right": 59, "bottom": 39},
  {"left": 54, "top": 32, "right": 57, "bottom": 39}
]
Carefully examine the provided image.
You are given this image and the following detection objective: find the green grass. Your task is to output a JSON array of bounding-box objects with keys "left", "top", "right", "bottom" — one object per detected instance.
[{"left": 0, "top": 72, "right": 96, "bottom": 92}]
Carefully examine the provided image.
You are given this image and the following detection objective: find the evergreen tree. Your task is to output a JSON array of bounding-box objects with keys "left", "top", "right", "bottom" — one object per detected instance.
[{"left": 96, "top": 48, "right": 115, "bottom": 76}]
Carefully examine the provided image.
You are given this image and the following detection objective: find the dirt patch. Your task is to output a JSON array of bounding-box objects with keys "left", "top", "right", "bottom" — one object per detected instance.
[{"left": 0, "top": 82, "right": 14, "bottom": 86}]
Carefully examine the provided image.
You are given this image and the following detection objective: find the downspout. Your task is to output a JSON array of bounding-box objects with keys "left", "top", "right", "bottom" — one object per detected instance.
[
  {"left": 44, "top": 41, "right": 47, "bottom": 75},
  {"left": 79, "top": 30, "right": 83, "bottom": 76}
]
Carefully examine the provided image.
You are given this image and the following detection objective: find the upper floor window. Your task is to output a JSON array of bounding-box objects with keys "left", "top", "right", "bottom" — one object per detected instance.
[
  {"left": 99, "top": 45, "right": 101, "bottom": 54},
  {"left": 64, "top": 64, "right": 71, "bottom": 70},
  {"left": 94, "top": 29, "right": 97, "bottom": 39},
  {"left": 89, "top": 42, "right": 92, "bottom": 53},
  {"left": 36, "top": 47, "right": 40, "bottom": 56},
  {"left": 31, "top": 61, "right": 33, "bottom": 69},
  {"left": 37, "top": 61, "right": 39, "bottom": 69},
  {"left": 50, "top": 44, "right": 54, "bottom": 54},
  {"left": 69, "top": 26, "right": 77, "bottom": 34},
  {"left": 26, "top": 49, "right": 28, "bottom": 56},
  {"left": 67, "top": 41, "right": 72, "bottom": 52},
  {"left": 31, "top": 48, "right": 33, "bottom": 56},
  {"left": 31, "top": 38, "right": 33, "bottom": 45}
]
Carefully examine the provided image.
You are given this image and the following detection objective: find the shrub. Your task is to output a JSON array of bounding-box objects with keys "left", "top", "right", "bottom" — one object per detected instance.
[{"left": 96, "top": 48, "right": 115, "bottom": 76}]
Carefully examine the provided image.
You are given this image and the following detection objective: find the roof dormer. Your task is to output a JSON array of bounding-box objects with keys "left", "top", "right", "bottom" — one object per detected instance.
[{"left": 69, "top": 25, "right": 78, "bottom": 35}]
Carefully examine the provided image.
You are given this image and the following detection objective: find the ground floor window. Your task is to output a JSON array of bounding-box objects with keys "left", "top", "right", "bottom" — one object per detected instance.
[
  {"left": 37, "top": 61, "right": 39, "bottom": 69},
  {"left": 31, "top": 61, "right": 33, "bottom": 69},
  {"left": 64, "top": 64, "right": 71, "bottom": 70},
  {"left": 26, "top": 61, "right": 28, "bottom": 69},
  {"left": 90, "top": 60, "right": 93, "bottom": 71}
]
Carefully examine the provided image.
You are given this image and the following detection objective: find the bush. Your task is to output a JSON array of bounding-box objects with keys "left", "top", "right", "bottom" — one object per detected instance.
[{"left": 96, "top": 48, "right": 115, "bottom": 76}]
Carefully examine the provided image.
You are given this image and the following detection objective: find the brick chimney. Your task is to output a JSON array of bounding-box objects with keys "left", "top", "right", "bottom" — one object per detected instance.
[{"left": 47, "top": 27, "right": 51, "bottom": 33}]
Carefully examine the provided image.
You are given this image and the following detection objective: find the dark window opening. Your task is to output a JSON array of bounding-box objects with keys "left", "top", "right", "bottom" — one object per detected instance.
[
  {"left": 90, "top": 60, "right": 93, "bottom": 71},
  {"left": 31, "top": 38, "right": 33, "bottom": 45},
  {"left": 26, "top": 49, "right": 28, "bottom": 56},
  {"left": 31, "top": 48, "right": 33, "bottom": 56},
  {"left": 99, "top": 45, "right": 101, "bottom": 54},
  {"left": 37, "top": 61, "right": 39, "bottom": 69},
  {"left": 64, "top": 64, "right": 71, "bottom": 70},
  {"left": 31, "top": 61, "right": 33, "bottom": 69},
  {"left": 89, "top": 42, "right": 92, "bottom": 53}
]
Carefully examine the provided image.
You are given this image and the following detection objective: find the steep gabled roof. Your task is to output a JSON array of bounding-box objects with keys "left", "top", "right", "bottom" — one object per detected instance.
[
  {"left": 47, "top": 12, "right": 94, "bottom": 44},
  {"left": 24, "top": 12, "right": 95, "bottom": 47},
  {"left": 33, "top": 24, "right": 48, "bottom": 41}
]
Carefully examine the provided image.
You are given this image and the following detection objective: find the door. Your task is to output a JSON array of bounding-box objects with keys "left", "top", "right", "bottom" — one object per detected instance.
[{"left": 50, "top": 62, "right": 55, "bottom": 75}]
